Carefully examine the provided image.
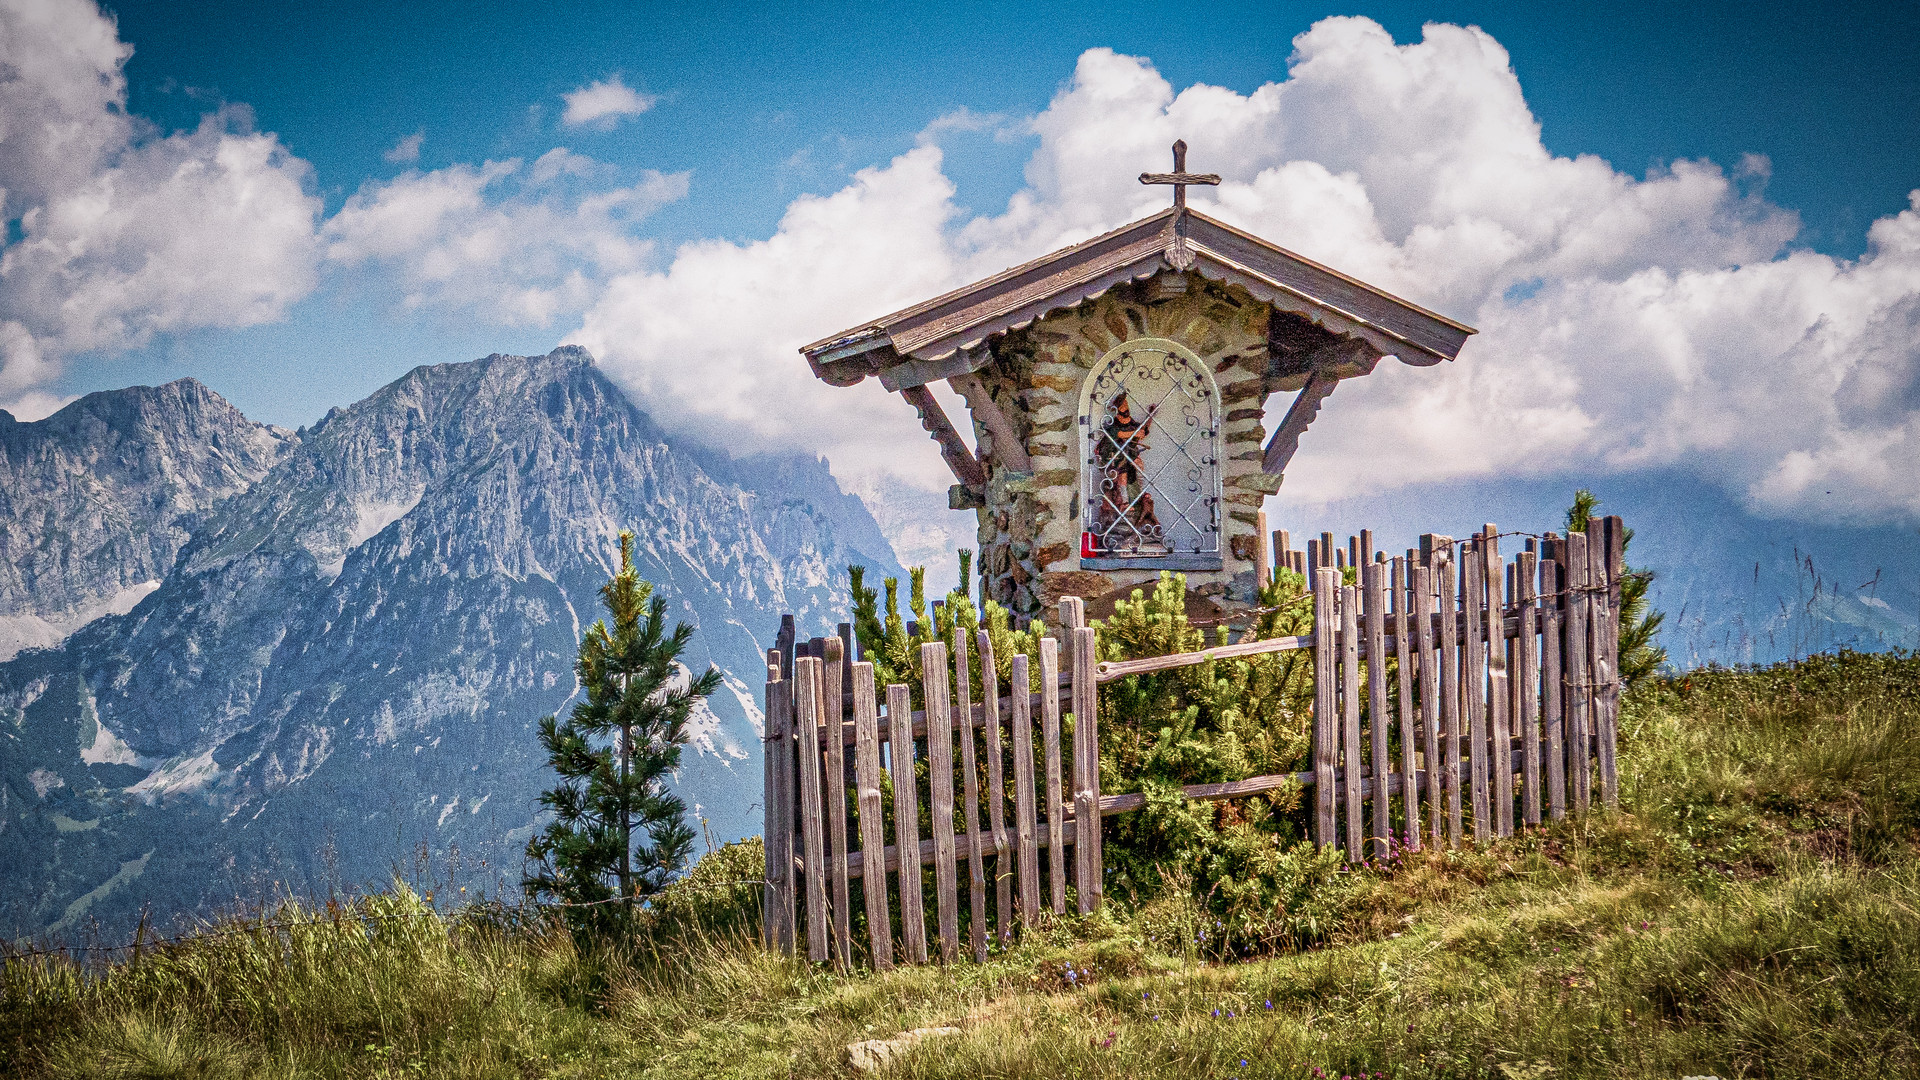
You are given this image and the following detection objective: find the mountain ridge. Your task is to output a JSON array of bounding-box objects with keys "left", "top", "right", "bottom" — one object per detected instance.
[
  {"left": 0, "top": 378, "right": 295, "bottom": 659},
  {"left": 0, "top": 348, "right": 900, "bottom": 939}
]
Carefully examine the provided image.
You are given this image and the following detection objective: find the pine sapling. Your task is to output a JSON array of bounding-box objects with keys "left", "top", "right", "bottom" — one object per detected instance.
[{"left": 525, "top": 530, "right": 723, "bottom": 935}]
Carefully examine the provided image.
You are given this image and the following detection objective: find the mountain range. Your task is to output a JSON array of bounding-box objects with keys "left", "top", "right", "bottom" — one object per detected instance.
[
  {"left": 5, "top": 345, "right": 1912, "bottom": 943},
  {"left": 0, "top": 348, "right": 901, "bottom": 940}
]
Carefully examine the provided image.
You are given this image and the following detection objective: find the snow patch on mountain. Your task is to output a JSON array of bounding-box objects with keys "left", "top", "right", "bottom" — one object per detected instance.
[
  {"left": 0, "top": 580, "right": 160, "bottom": 660},
  {"left": 126, "top": 750, "right": 221, "bottom": 802},
  {"left": 28, "top": 768, "right": 63, "bottom": 798},
  {"left": 351, "top": 492, "right": 425, "bottom": 549},
  {"left": 722, "top": 671, "right": 766, "bottom": 740},
  {"left": 81, "top": 717, "right": 152, "bottom": 767}
]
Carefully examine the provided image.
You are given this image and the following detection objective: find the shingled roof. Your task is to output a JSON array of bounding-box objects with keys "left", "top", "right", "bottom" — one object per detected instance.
[{"left": 801, "top": 206, "right": 1475, "bottom": 391}]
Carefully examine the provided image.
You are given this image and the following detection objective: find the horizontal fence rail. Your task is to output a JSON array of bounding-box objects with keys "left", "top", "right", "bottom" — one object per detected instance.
[{"left": 763, "top": 518, "right": 1626, "bottom": 967}]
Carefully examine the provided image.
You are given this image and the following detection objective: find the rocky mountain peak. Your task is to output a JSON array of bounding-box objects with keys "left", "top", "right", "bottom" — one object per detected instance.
[
  {"left": 0, "top": 379, "right": 295, "bottom": 658},
  {"left": 0, "top": 348, "right": 901, "bottom": 938}
]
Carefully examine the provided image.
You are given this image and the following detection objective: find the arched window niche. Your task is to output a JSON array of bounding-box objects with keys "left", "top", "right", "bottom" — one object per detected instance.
[{"left": 1077, "top": 336, "right": 1223, "bottom": 571}]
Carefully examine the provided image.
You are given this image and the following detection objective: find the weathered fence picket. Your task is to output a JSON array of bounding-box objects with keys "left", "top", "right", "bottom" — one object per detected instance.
[
  {"left": 953, "top": 629, "right": 988, "bottom": 963},
  {"left": 851, "top": 660, "right": 891, "bottom": 970},
  {"left": 1413, "top": 562, "right": 1442, "bottom": 848},
  {"left": 977, "top": 630, "right": 1013, "bottom": 944},
  {"left": 1392, "top": 556, "right": 1419, "bottom": 852},
  {"left": 1463, "top": 542, "right": 1490, "bottom": 846},
  {"left": 886, "top": 682, "right": 928, "bottom": 964},
  {"left": 1340, "top": 580, "right": 1362, "bottom": 855},
  {"left": 1437, "top": 553, "right": 1464, "bottom": 847},
  {"left": 821, "top": 638, "right": 851, "bottom": 969},
  {"left": 792, "top": 657, "right": 828, "bottom": 963},
  {"left": 1009, "top": 651, "right": 1040, "bottom": 928},
  {"left": 1517, "top": 549, "right": 1542, "bottom": 828},
  {"left": 1364, "top": 561, "right": 1390, "bottom": 859},
  {"left": 1039, "top": 637, "right": 1066, "bottom": 916},
  {"left": 762, "top": 517, "right": 1628, "bottom": 967}
]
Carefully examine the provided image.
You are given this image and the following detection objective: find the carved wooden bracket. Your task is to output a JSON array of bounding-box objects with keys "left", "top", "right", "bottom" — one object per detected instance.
[
  {"left": 900, "top": 385, "right": 987, "bottom": 491},
  {"left": 1261, "top": 370, "right": 1338, "bottom": 475},
  {"left": 1260, "top": 338, "right": 1380, "bottom": 476},
  {"left": 947, "top": 373, "right": 1032, "bottom": 472}
]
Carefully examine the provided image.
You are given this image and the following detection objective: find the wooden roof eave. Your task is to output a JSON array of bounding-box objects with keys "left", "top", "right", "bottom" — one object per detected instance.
[
  {"left": 1182, "top": 211, "right": 1473, "bottom": 364},
  {"left": 876, "top": 252, "right": 1170, "bottom": 392},
  {"left": 802, "top": 207, "right": 1477, "bottom": 391},
  {"left": 1184, "top": 247, "right": 1448, "bottom": 368}
]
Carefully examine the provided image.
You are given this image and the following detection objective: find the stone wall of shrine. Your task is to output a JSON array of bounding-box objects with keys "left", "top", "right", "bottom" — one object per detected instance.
[{"left": 964, "top": 271, "right": 1287, "bottom": 618}]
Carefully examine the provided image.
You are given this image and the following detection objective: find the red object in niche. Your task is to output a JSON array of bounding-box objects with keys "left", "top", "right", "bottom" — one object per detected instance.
[{"left": 1082, "top": 532, "right": 1100, "bottom": 558}]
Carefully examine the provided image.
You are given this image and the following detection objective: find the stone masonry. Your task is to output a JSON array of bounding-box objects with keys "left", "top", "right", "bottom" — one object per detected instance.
[{"left": 965, "top": 270, "right": 1285, "bottom": 619}]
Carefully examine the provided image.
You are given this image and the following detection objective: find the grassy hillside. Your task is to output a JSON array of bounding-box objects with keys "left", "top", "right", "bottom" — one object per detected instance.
[{"left": 4, "top": 650, "right": 1917, "bottom": 1079}]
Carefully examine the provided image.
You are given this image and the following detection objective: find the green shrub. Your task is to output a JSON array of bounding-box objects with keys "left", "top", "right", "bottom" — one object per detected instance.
[{"left": 1093, "top": 572, "right": 1329, "bottom": 936}]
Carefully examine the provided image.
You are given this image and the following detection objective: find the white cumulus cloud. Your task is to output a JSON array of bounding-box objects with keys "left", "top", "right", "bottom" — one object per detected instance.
[
  {"left": 0, "top": 1, "right": 692, "bottom": 416},
  {"left": 325, "top": 150, "right": 688, "bottom": 326},
  {"left": 573, "top": 20, "right": 1920, "bottom": 527},
  {"left": 0, "top": 0, "right": 321, "bottom": 419},
  {"left": 568, "top": 145, "right": 969, "bottom": 486},
  {"left": 561, "top": 76, "right": 656, "bottom": 129},
  {"left": 383, "top": 131, "right": 423, "bottom": 164}
]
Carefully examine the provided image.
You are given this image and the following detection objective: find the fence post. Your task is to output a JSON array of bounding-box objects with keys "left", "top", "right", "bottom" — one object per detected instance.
[
  {"left": 1462, "top": 542, "right": 1490, "bottom": 846},
  {"left": 1009, "top": 652, "right": 1041, "bottom": 928},
  {"left": 1563, "top": 531, "right": 1592, "bottom": 812},
  {"left": 1060, "top": 597, "right": 1092, "bottom": 912},
  {"left": 977, "top": 630, "right": 1015, "bottom": 945},
  {"left": 1311, "top": 568, "right": 1338, "bottom": 849},
  {"left": 1516, "top": 549, "right": 1542, "bottom": 828},
  {"left": 1483, "top": 530, "right": 1512, "bottom": 838},
  {"left": 792, "top": 658, "right": 830, "bottom": 963},
  {"left": 886, "top": 683, "right": 928, "bottom": 964},
  {"left": 1072, "top": 624, "right": 1101, "bottom": 912},
  {"left": 821, "top": 637, "right": 851, "bottom": 970},
  {"left": 763, "top": 657, "right": 794, "bottom": 952},
  {"left": 921, "top": 642, "right": 959, "bottom": 963},
  {"left": 952, "top": 629, "right": 988, "bottom": 962},
  {"left": 1039, "top": 637, "right": 1066, "bottom": 914},
  {"left": 1363, "top": 561, "right": 1391, "bottom": 859},
  {"left": 1436, "top": 551, "right": 1464, "bottom": 848},
  {"left": 1340, "top": 580, "right": 1363, "bottom": 857},
  {"left": 1540, "top": 538, "right": 1568, "bottom": 821},
  {"left": 1594, "top": 517, "right": 1625, "bottom": 807},
  {"left": 1392, "top": 556, "right": 1420, "bottom": 852},
  {"left": 850, "top": 661, "right": 892, "bottom": 970},
  {"left": 1413, "top": 563, "right": 1442, "bottom": 848}
]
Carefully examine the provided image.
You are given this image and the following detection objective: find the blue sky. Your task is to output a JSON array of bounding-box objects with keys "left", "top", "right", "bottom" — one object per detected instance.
[
  {"left": 106, "top": 0, "right": 1920, "bottom": 258},
  {"left": 3, "top": 0, "right": 1918, "bottom": 654},
  {"left": 14, "top": 0, "right": 1918, "bottom": 423}
]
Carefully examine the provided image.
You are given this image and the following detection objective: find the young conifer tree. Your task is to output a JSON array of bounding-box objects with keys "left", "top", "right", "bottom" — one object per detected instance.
[
  {"left": 1567, "top": 489, "right": 1668, "bottom": 688},
  {"left": 525, "top": 531, "right": 723, "bottom": 932}
]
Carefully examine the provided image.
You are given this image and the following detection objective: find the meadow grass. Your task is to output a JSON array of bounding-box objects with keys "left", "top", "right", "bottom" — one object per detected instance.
[{"left": 5, "top": 650, "right": 1917, "bottom": 1079}]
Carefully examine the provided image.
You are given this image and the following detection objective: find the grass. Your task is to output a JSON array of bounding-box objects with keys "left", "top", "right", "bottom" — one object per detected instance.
[{"left": 5, "top": 649, "right": 1918, "bottom": 1078}]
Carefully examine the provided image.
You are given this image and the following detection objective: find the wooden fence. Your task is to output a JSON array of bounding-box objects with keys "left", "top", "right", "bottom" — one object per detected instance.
[{"left": 761, "top": 516, "right": 1627, "bottom": 968}]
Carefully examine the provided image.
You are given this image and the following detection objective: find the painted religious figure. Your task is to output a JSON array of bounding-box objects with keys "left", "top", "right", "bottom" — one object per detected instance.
[{"left": 1092, "top": 392, "right": 1165, "bottom": 552}]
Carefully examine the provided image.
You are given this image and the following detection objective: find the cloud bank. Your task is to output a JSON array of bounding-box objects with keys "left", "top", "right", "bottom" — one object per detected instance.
[
  {"left": 573, "top": 21, "right": 1920, "bottom": 526},
  {"left": 326, "top": 150, "right": 687, "bottom": 326},
  {"left": 0, "top": 0, "right": 320, "bottom": 417},
  {"left": 0, "top": 0, "right": 683, "bottom": 418},
  {"left": 5, "top": 1, "right": 1917, "bottom": 530}
]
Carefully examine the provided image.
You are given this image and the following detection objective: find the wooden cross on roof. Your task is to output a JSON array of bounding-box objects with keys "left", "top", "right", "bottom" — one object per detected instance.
[{"left": 1139, "top": 140, "right": 1220, "bottom": 208}]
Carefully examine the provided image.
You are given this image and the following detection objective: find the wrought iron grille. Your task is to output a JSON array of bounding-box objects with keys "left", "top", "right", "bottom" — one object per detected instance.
[{"left": 1081, "top": 342, "right": 1221, "bottom": 557}]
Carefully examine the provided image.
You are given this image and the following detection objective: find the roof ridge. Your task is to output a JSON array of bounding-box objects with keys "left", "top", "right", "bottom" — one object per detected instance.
[{"left": 801, "top": 206, "right": 1476, "bottom": 389}]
